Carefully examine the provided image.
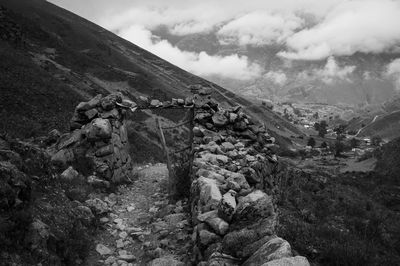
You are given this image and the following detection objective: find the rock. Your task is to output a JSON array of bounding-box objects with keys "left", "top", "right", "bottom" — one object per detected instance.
[
  {"left": 101, "top": 93, "right": 122, "bottom": 110},
  {"left": 121, "top": 99, "right": 136, "bottom": 108},
  {"left": 221, "top": 142, "right": 235, "bottom": 152},
  {"left": 212, "top": 111, "right": 228, "bottom": 127},
  {"left": 58, "top": 130, "right": 83, "bottom": 150},
  {"left": 218, "top": 190, "right": 237, "bottom": 222},
  {"left": 243, "top": 237, "right": 292, "bottom": 266},
  {"left": 226, "top": 172, "right": 250, "bottom": 190},
  {"left": 85, "top": 118, "right": 112, "bottom": 140},
  {"left": 208, "top": 253, "right": 239, "bottom": 266},
  {"left": 199, "top": 153, "right": 229, "bottom": 165},
  {"left": 85, "top": 198, "right": 109, "bottom": 214},
  {"left": 116, "top": 239, "right": 125, "bottom": 248},
  {"left": 96, "top": 244, "right": 113, "bottom": 256},
  {"left": 85, "top": 108, "right": 98, "bottom": 120},
  {"left": 233, "top": 121, "right": 247, "bottom": 131},
  {"left": 205, "top": 217, "right": 229, "bottom": 235},
  {"left": 240, "top": 167, "right": 259, "bottom": 184},
  {"left": 227, "top": 180, "right": 241, "bottom": 191},
  {"left": 150, "top": 99, "right": 161, "bottom": 107},
  {"left": 26, "top": 219, "right": 50, "bottom": 251},
  {"left": 119, "top": 231, "right": 128, "bottom": 239},
  {"left": 197, "top": 169, "right": 225, "bottom": 183},
  {"left": 226, "top": 150, "right": 238, "bottom": 159},
  {"left": 51, "top": 148, "right": 74, "bottom": 166},
  {"left": 246, "top": 155, "right": 257, "bottom": 162},
  {"left": 261, "top": 256, "right": 310, "bottom": 266},
  {"left": 235, "top": 190, "right": 274, "bottom": 221},
  {"left": 197, "top": 210, "right": 219, "bottom": 223},
  {"left": 193, "top": 127, "right": 204, "bottom": 137},
  {"left": 118, "top": 254, "right": 136, "bottom": 262},
  {"left": 222, "top": 228, "right": 259, "bottom": 257},
  {"left": 197, "top": 177, "right": 222, "bottom": 211},
  {"left": 139, "top": 96, "right": 149, "bottom": 103},
  {"left": 87, "top": 175, "right": 110, "bottom": 188},
  {"left": 229, "top": 113, "right": 238, "bottom": 123},
  {"left": 199, "top": 229, "right": 221, "bottom": 246},
  {"left": 76, "top": 94, "right": 102, "bottom": 111},
  {"left": 101, "top": 109, "right": 120, "bottom": 119},
  {"left": 60, "top": 166, "right": 79, "bottom": 181},
  {"left": 95, "top": 145, "right": 114, "bottom": 157},
  {"left": 76, "top": 205, "right": 95, "bottom": 225},
  {"left": 148, "top": 257, "right": 184, "bottom": 266},
  {"left": 100, "top": 217, "right": 109, "bottom": 223},
  {"left": 105, "top": 256, "right": 116, "bottom": 265},
  {"left": 46, "top": 129, "right": 61, "bottom": 144}
]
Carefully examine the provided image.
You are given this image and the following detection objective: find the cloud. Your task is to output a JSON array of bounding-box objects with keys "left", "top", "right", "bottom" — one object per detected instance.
[
  {"left": 217, "top": 11, "right": 304, "bottom": 46},
  {"left": 386, "top": 58, "right": 400, "bottom": 90},
  {"left": 263, "top": 71, "right": 288, "bottom": 85},
  {"left": 92, "top": 0, "right": 344, "bottom": 36},
  {"left": 119, "top": 25, "right": 262, "bottom": 80},
  {"left": 297, "top": 56, "right": 356, "bottom": 83},
  {"left": 279, "top": 0, "right": 400, "bottom": 60}
]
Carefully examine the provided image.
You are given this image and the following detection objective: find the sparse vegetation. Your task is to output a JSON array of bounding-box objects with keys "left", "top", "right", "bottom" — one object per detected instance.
[{"left": 277, "top": 167, "right": 400, "bottom": 266}]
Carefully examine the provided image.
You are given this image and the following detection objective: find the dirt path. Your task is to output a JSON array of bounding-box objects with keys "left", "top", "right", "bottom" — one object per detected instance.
[{"left": 85, "top": 164, "right": 192, "bottom": 266}]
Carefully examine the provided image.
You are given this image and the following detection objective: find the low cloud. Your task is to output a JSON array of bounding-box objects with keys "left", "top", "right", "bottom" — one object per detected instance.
[
  {"left": 279, "top": 0, "right": 400, "bottom": 60},
  {"left": 119, "top": 25, "right": 262, "bottom": 80},
  {"left": 263, "top": 71, "right": 288, "bottom": 85},
  {"left": 297, "top": 56, "right": 356, "bottom": 83},
  {"left": 217, "top": 11, "right": 304, "bottom": 46},
  {"left": 386, "top": 58, "right": 400, "bottom": 90}
]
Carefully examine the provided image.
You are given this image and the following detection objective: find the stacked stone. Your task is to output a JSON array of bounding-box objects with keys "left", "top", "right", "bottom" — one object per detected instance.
[
  {"left": 51, "top": 93, "right": 134, "bottom": 184},
  {"left": 190, "top": 91, "right": 309, "bottom": 266}
]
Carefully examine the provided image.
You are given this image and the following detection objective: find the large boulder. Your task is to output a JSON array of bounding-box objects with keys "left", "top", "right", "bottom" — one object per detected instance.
[
  {"left": 234, "top": 190, "right": 274, "bottom": 222},
  {"left": 242, "top": 237, "right": 292, "bottom": 266},
  {"left": 222, "top": 228, "right": 259, "bottom": 257}
]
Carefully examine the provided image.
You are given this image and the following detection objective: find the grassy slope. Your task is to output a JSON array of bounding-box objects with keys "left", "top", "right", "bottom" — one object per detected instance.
[{"left": 0, "top": 0, "right": 301, "bottom": 153}]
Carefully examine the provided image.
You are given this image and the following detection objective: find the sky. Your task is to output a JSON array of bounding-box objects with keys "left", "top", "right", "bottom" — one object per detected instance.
[{"left": 49, "top": 0, "right": 400, "bottom": 81}]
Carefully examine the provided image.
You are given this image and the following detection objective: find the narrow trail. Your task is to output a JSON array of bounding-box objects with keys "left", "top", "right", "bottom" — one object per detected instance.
[{"left": 86, "top": 164, "right": 192, "bottom": 266}]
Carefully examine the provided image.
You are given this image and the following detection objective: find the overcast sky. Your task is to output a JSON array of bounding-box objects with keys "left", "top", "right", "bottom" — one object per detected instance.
[{"left": 48, "top": 0, "right": 400, "bottom": 81}]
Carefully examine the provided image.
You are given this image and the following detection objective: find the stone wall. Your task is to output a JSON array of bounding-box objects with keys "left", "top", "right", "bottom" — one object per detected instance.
[
  {"left": 190, "top": 91, "right": 310, "bottom": 266},
  {"left": 50, "top": 93, "right": 134, "bottom": 184}
]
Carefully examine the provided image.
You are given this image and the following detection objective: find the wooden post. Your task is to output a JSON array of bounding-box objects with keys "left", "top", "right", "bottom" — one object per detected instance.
[
  {"left": 188, "top": 107, "right": 195, "bottom": 183},
  {"left": 156, "top": 118, "right": 175, "bottom": 199}
]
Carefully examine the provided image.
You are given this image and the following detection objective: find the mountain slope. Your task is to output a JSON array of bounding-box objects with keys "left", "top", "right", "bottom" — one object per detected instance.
[{"left": 0, "top": 0, "right": 302, "bottom": 160}]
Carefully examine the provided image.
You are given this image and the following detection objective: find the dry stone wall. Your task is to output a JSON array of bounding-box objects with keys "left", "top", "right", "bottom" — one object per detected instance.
[
  {"left": 190, "top": 91, "right": 310, "bottom": 266},
  {"left": 50, "top": 93, "right": 134, "bottom": 184}
]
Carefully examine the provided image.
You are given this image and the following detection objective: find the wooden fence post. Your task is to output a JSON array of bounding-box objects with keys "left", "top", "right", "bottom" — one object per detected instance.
[{"left": 156, "top": 118, "right": 175, "bottom": 199}]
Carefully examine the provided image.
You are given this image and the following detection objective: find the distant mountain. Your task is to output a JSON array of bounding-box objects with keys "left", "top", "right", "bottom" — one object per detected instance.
[
  {"left": 158, "top": 31, "right": 400, "bottom": 107},
  {"left": 0, "top": 0, "right": 302, "bottom": 161}
]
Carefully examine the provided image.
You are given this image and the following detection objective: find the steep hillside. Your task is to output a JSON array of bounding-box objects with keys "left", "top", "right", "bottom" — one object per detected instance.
[{"left": 0, "top": 0, "right": 302, "bottom": 160}]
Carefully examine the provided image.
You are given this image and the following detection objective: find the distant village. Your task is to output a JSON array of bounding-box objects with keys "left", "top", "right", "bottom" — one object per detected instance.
[{"left": 261, "top": 99, "right": 384, "bottom": 158}]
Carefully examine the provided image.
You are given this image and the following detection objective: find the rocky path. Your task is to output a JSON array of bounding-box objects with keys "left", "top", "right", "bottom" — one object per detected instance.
[{"left": 86, "top": 164, "right": 192, "bottom": 266}]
